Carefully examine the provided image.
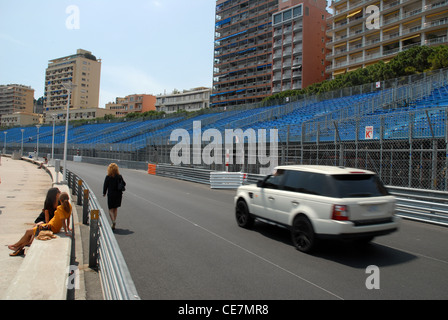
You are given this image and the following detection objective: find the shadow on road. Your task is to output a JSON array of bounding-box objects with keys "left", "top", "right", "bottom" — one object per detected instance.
[
  {"left": 113, "top": 228, "right": 134, "bottom": 236},
  {"left": 251, "top": 221, "right": 417, "bottom": 269}
]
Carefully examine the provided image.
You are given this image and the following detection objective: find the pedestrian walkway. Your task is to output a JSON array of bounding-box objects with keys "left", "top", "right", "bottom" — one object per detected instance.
[{"left": 0, "top": 156, "right": 52, "bottom": 298}]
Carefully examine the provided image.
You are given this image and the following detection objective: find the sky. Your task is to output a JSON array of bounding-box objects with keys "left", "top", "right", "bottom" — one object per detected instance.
[{"left": 0, "top": 0, "right": 216, "bottom": 108}]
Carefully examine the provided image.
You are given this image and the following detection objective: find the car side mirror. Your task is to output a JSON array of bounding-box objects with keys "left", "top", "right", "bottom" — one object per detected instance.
[{"left": 257, "top": 180, "right": 264, "bottom": 188}]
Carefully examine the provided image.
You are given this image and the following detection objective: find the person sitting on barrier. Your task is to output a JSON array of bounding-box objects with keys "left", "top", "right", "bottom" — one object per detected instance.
[
  {"left": 38, "top": 157, "right": 48, "bottom": 169},
  {"left": 34, "top": 187, "right": 61, "bottom": 225},
  {"left": 103, "top": 163, "right": 126, "bottom": 231},
  {"left": 7, "top": 192, "right": 72, "bottom": 257}
]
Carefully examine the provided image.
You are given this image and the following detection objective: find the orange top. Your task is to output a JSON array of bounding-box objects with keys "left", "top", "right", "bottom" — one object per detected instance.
[{"left": 47, "top": 203, "right": 72, "bottom": 233}]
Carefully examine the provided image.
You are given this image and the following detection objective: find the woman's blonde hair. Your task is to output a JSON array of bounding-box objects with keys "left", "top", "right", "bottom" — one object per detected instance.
[{"left": 107, "top": 163, "right": 120, "bottom": 177}]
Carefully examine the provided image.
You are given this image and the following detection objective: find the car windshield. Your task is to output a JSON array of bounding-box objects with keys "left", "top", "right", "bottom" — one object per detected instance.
[{"left": 331, "top": 174, "right": 389, "bottom": 198}]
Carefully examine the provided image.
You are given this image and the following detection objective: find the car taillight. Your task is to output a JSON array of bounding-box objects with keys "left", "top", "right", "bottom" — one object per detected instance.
[{"left": 332, "top": 205, "right": 349, "bottom": 221}]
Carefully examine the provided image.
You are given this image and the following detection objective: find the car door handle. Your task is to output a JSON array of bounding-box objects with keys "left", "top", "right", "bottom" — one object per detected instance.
[
  {"left": 291, "top": 201, "right": 300, "bottom": 206},
  {"left": 268, "top": 197, "right": 275, "bottom": 201}
]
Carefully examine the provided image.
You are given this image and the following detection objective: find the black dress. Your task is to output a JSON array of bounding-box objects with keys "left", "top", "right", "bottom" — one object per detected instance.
[
  {"left": 34, "top": 207, "right": 56, "bottom": 224},
  {"left": 103, "top": 174, "right": 125, "bottom": 209}
]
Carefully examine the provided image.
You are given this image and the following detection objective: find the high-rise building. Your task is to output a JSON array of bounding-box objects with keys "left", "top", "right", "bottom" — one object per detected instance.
[
  {"left": 0, "top": 84, "right": 34, "bottom": 119},
  {"left": 272, "top": 0, "right": 329, "bottom": 93},
  {"left": 326, "top": 0, "right": 448, "bottom": 78},
  {"left": 44, "top": 49, "right": 101, "bottom": 112},
  {"left": 212, "top": 0, "right": 329, "bottom": 107},
  {"left": 212, "top": 0, "right": 279, "bottom": 107}
]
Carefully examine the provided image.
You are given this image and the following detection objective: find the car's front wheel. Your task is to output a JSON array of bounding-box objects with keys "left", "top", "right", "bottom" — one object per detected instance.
[
  {"left": 235, "top": 200, "right": 254, "bottom": 229},
  {"left": 291, "top": 216, "right": 317, "bottom": 253}
]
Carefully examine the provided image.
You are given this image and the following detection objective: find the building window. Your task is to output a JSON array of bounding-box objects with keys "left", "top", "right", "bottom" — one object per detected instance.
[
  {"left": 293, "top": 5, "right": 302, "bottom": 18},
  {"left": 274, "top": 13, "right": 282, "bottom": 25}
]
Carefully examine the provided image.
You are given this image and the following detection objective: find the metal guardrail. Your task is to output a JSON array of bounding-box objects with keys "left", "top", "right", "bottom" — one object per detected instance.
[
  {"left": 156, "top": 164, "right": 211, "bottom": 185},
  {"left": 210, "top": 172, "right": 247, "bottom": 189},
  {"left": 388, "top": 186, "right": 448, "bottom": 226},
  {"left": 66, "top": 169, "right": 140, "bottom": 300}
]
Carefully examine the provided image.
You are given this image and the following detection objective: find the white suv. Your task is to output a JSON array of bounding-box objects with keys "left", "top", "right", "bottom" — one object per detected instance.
[{"left": 234, "top": 165, "right": 400, "bottom": 253}]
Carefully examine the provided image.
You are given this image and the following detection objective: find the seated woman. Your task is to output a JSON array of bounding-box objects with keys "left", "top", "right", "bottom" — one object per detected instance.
[
  {"left": 34, "top": 187, "right": 61, "bottom": 225},
  {"left": 8, "top": 192, "right": 72, "bottom": 257}
]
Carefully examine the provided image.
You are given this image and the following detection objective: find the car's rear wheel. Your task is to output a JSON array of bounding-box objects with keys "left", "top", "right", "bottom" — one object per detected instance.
[
  {"left": 291, "top": 216, "right": 317, "bottom": 253},
  {"left": 235, "top": 200, "right": 254, "bottom": 229}
]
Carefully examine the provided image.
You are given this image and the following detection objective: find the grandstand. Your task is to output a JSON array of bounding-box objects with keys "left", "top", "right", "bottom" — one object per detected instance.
[{"left": 3, "top": 67, "right": 448, "bottom": 190}]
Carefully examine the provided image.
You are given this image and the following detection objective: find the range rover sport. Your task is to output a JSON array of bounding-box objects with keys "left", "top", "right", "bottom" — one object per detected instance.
[{"left": 234, "top": 165, "right": 400, "bottom": 253}]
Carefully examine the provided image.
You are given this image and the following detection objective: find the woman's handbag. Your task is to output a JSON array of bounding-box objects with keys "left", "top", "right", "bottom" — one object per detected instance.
[{"left": 118, "top": 175, "right": 126, "bottom": 192}]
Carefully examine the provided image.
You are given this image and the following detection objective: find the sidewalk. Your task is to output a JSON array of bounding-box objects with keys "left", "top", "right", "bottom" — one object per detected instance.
[
  {"left": 0, "top": 156, "right": 102, "bottom": 300},
  {"left": 0, "top": 156, "right": 53, "bottom": 298}
]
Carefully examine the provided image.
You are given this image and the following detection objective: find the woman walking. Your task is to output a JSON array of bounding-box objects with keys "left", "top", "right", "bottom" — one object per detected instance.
[{"left": 103, "top": 163, "right": 126, "bottom": 231}]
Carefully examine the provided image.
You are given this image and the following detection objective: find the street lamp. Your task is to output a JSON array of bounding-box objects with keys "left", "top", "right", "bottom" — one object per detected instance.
[
  {"left": 51, "top": 114, "right": 57, "bottom": 165},
  {"left": 62, "top": 82, "right": 76, "bottom": 183},
  {"left": 3, "top": 131, "right": 7, "bottom": 154},
  {"left": 36, "top": 124, "right": 41, "bottom": 159},
  {"left": 21, "top": 129, "right": 25, "bottom": 156}
]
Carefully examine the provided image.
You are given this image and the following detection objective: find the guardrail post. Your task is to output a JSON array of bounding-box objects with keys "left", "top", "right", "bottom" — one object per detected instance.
[
  {"left": 89, "top": 209, "right": 100, "bottom": 269},
  {"left": 72, "top": 175, "right": 77, "bottom": 196},
  {"left": 67, "top": 171, "right": 71, "bottom": 188},
  {"left": 83, "top": 189, "right": 89, "bottom": 225},
  {"left": 77, "top": 180, "right": 83, "bottom": 206}
]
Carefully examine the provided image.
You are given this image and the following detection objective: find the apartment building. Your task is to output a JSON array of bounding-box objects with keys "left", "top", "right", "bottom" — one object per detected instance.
[
  {"left": 155, "top": 87, "right": 211, "bottom": 113},
  {"left": 326, "top": 0, "right": 448, "bottom": 77},
  {"left": 105, "top": 94, "right": 157, "bottom": 117},
  {"left": 0, "top": 84, "right": 35, "bottom": 120},
  {"left": 272, "top": 0, "right": 329, "bottom": 93},
  {"left": 44, "top": 49, "right": 101, "bottom": 112},
  {"left": 1, "top": 112, "right": 42, "bottom": 127},
  {"left": 43, "top": 107, "right": 115, "bottom": 124},
  {"left": 212, "top": 0, "right": 279, "bottom": 107}
]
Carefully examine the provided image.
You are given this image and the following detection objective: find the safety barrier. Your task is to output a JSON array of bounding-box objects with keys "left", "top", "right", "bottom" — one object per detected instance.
[
  {"left": 388, "top": 186, "right": 448, "bottom": 226},
  {"left": 147, "top": 163, "right": 156, "bottom": 175},
  {"left": 66, "top": 169, "right": 140, "bottom": 300},
  {"left": 155, "top": 164, "right": 211, "bottom": 185},
  {"left": 210, "top": 172, "right": 247, "bottom": 189}
]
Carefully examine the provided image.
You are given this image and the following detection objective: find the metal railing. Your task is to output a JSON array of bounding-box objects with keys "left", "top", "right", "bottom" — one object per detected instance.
[
  {"left": 388, "top": 186, "right": 448, "bottom": 226},
  {"left": 66, "top": 169, "right": 140, "bottom": 300},
  {"left": 156, "top": 163, "right": 212, "bottom": 185}
]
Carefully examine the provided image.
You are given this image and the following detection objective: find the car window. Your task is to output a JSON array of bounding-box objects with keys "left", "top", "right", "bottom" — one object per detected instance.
[
  {"left": 306, "top": 172, "right": 331, "bottom": 196},
  {"left": 283, "top": 170, "right": 332, "bottom": 196},
  {"left": 283, "top": 170, "right": 307, "bottom": 193},
  {"left": 330, "top": 174, "right": 389, "bottom": 198},
  {"left": 263, "top": 169, "right": 285, "bottom": 189}
]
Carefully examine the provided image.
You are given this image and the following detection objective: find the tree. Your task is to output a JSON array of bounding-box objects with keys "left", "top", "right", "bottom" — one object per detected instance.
[
  {"left": 428, "top": 45, "right": 448, "bottom": 70},
  {"left": 263, "top": 45, "right": 448, "bottom": 103}
]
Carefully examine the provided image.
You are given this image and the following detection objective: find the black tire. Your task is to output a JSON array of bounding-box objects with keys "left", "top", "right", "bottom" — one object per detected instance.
[
  {"left": 235, "top": 200, "right": 254, "bottom": 229},
  {"left": 291, "top": 216, "right": 317, "bottom": 253}
]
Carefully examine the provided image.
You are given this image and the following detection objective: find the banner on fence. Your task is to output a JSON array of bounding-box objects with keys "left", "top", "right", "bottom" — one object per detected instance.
[{"left": 365, "top": 126, "right": 374, "bottom": 140}]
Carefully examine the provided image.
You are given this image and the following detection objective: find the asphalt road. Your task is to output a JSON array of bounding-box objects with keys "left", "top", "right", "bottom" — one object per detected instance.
[{"left": 68, "top": 161, "right": 448, "bottom": 300}]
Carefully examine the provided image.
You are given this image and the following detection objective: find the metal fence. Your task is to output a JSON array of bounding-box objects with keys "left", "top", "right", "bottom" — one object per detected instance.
[{"left": 65, "top": 169, "right": 140, "bottom": 300}]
